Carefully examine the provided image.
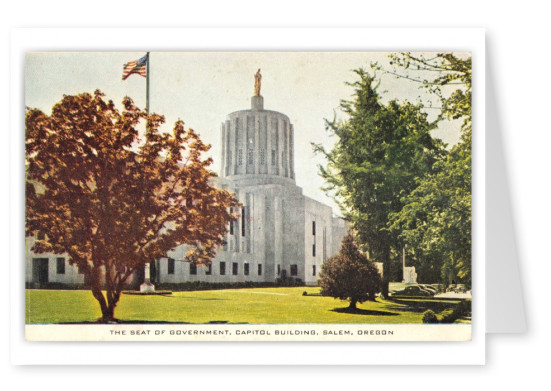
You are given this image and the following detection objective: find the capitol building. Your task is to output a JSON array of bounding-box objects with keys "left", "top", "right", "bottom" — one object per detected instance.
[{"left": 26, "top": 88, "right": 348, "bottom": 288}]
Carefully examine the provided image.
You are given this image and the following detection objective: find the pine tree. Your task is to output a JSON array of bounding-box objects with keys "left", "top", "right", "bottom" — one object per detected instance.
[
  {"left": 314, "top": 69, "right": 444, "bottom": 297},
  {"left": 318, "top": 232, "right": 382, "bottom": 310}
]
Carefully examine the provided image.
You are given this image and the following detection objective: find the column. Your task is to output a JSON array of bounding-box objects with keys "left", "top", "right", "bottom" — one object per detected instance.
[
  {"left": 240, "top": 116, "right": 247, "bottom": 175},
  {"left": 289, "top": 124, "right": 295, "bottom": 179},
  {"left": 274, "top": 196, "right": 283, "bottom": 281},
  {"left": 283, "top": 121, "right": 291, "bottom": 178},
  {"left": 220, "top": 122, "right": 226, "bottom": 178},
  {"left": 255, "top": 115, "right": 260, "bottom": 174},
  {"left": 277, "top": 117, "right": 284, "bottom": 177},
  {"left": 233, "top": 117, "right": 240, "bottom": 175},
  {"left": 267, "top": 116, "right": 273, "bottom": 175},
  {"left": 246, "top": 192, "right": 252, "bottom": 253},
  {"left": 225, "top": 119, "right": 231, "bottom": 177}
]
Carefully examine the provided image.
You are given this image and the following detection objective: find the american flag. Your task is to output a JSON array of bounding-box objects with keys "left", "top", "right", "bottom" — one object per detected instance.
[{"left": 122, "top": 54, "right": 148, "bottom": 80}]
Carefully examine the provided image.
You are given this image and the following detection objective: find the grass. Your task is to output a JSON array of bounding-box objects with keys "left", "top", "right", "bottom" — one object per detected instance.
[{"left": 25, "top": 287, "right": 470, "bottom": 324}]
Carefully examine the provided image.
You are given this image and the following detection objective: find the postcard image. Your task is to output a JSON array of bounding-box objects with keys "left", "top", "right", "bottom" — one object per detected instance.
[{"left": 24, "top": 51, "right": 472, "bottom": 342}]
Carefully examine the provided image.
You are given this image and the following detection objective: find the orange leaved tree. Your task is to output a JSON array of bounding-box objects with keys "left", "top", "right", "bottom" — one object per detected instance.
[{"left": 26, "top": 90, "right": 239, "bottom": 322}]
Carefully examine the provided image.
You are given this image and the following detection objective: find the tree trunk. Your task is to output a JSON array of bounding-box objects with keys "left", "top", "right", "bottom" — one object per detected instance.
[
  {"left": 100, "top": 305, "right": 117, "bottom": 323},
  {"left": 97, "top": 290, "right": 120, "bottom": 323},
  {"left": 348, "top": 298, "right": 357, "bottom": 310},
  {"left": 381, "top": 248, "right": 391, "bottom": 299},
  {"left": 89, "top": 265, "right": 121, "bottom": 323}
]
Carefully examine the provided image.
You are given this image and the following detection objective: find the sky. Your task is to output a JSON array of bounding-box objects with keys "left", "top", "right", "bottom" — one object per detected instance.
[{"left": 25, "top": 52, "right": 466, "bottom": 215}]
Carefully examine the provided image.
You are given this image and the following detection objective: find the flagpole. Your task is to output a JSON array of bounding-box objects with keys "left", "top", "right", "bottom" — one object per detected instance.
[
  {"left": 142, "top": 51, "right": 154, "bottom": 292},
  {"left": 146, "top": 52, "right": 150, "bottom": 115}
]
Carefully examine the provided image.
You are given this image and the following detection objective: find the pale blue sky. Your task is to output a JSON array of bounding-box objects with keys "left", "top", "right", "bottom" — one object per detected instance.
[{"left": 25, "top": 52, "right": 465, "bottom": 214}]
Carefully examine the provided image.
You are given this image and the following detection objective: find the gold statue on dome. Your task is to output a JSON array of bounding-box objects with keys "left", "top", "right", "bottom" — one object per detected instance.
[{"left": 254, "top": 68, "right": 262, "bottom": 96}]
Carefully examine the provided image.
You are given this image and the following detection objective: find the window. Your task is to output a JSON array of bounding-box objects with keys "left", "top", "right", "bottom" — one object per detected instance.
[
  {"left": 277, "top": 264, "right": 281, "bottom": 276},
  {"left": 290, "top": 264, "right": 298, "bottom": 276},
  {"left": 190, "top": 262, "right": 197, "bottom": 275},
  {"left": 56, "top": 257, "right": 65, "bottom": 274},
  {"left": 167, "top": 258, "right": 175, "bottom": 274},
  {"left": 77, "top": 264, "right": 84, "bottom": 274},
  {"left": 238, "top": 149, "right": 243, "bottom": 165},
  {"left": 260, "top": 149, "right": 265, "bottom": 165},
  {"left": 227, "top": 150, "right": 232, "bottom": 166},
  {"left": 244, "top": 263, "right": 250, "bottom": 276},
  {"left": 247, "top": 149, "right": 254, "bottom": 165},
  {"left": 313, "top": 243, "right": 316, "bottom": 257},
  {"left": 230, "top": 220, "right": 234, "bottom": 235},
  {"left": 312, "top": 265, "right": 316, "bottom": 276},
  {"left": 258, "top": 264, "right": 262, "bottom": 276},
  {"left": 271, "top": 149, "right": 276, "bottom": 165},
  {"left": 205, "top": 263, "right": 212, "bottom": 275},
  {"left": 241, "top": 208, "right": 246, "bottom": 237},
  {"left": 220, "top": 262, "right": 226, "bottom": 275},
  {"left": 232, "top": 262, "right": 238, "bottom": 275},
  {"left": 312, "top": 221, "right": 316, "bottom": 236}
]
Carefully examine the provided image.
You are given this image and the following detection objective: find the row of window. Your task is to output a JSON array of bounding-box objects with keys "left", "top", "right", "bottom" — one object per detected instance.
[
  {"left": 276, "top": 264, "right": 299, "bottom": 277},
  {"left": 313, "top": 221, "right": 317, "bottom": 257},
  {"left": 227, "top": 219, "right": 322, "bottom": 258},
  {"left": 277, "top": 264, "right": 316, "bottom": 277},
  {"left": 234, "top": 149, "right": 283, "bottom": 166},
  {"left": 311, "top": 221, "right": 328, "bottom": 261},
  {"left": 54, "top": 257, "right": 317, "bottom": 278},
  {"left": 228, "top": 219, "right": 321, "bottom": 257},
  {"left": 166, "top": 260, "right": 317, "bottom": 277},
  {"left": 167, "top": 259, "right": 263, "bottom": 277},
  {"left": 228, "top": 207, "right": 248, "bottom": 237},
  {"left": 229, "top": 219, "right": 321, "bottom": 257}
]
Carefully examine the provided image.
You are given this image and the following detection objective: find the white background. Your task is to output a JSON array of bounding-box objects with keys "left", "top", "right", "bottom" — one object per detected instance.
[
  {"left": 10, "top": 28, "right": 486, "bottom": 364},
  {"left": 1, "top": 1, "right": 548, "bottom": 390}
]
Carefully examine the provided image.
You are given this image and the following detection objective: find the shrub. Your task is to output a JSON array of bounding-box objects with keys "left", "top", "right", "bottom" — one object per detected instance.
[
  {"left": 26, "top": 282, "right": 87, "bottom": 290},
  {"left": 318, "top": 233, "right": 382, "bottom": 310},
  {"left": 439, "top": 300, "right": 471, "bottom": 323},
  {"left": 438, "top": 309, "right": 456, "bottom": 323},
  {"left": 155, "top": 281, "right": 286, "bottom": 292},
  {"left": 422, "top": 310, "right": 439, "bottom": 323},
  {"left": 275, "top": 277, "right": 306, "bottom": 287},
  {"left": 122, "top": 290, "right": 173, "bottom": 296}
]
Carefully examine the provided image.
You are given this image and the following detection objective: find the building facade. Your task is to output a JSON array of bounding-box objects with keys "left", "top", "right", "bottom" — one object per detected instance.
[{"left": 26, "top": 94, "right": 348, "bottom": 288}]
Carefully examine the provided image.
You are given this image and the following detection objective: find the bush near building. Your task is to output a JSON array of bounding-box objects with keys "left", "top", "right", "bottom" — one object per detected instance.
[{"left": 318, "top": 233, "right": 382, "bottom": 310}]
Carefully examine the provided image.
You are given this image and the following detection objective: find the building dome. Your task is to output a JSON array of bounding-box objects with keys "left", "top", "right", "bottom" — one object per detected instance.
[{"left": 220, "top": 96, "right": 295, "bottom": 185}]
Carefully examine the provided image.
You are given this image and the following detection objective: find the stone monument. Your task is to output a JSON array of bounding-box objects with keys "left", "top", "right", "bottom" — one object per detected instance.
[
  {"left": 140, "top": 262, "right": 155, "bottom": 292},
  {"left": 403, "top": 266, "right": 418, "bottom": 284},
  {"left": 402, "top": 246, "right": 418, "bottom": 283}
]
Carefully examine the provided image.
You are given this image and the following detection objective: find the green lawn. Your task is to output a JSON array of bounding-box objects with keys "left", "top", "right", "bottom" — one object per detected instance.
[{"left": 25, "top": 287, "right": 469, "bottom": 324}]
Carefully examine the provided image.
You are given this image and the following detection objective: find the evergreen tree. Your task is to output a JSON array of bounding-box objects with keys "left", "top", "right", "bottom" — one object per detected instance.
[
  {"left": 318, "top": 233, "right": 382, "bottom": 310},
  {"left": 386, "top": 53, "right": 472, "bottom": 286},
  {"left": 314, "top": 69, "right": 444, "bottom": 297}
]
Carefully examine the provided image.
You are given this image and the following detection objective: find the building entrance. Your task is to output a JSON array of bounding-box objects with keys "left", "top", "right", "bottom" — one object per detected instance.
[{"left": 32, "top": 258, "right": 49, "bottom": 284}]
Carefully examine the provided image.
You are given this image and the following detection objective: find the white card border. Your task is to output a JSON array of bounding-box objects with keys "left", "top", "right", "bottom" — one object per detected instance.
[{"left": 10, "top": 27, "right": 485, "bottom": 365}]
